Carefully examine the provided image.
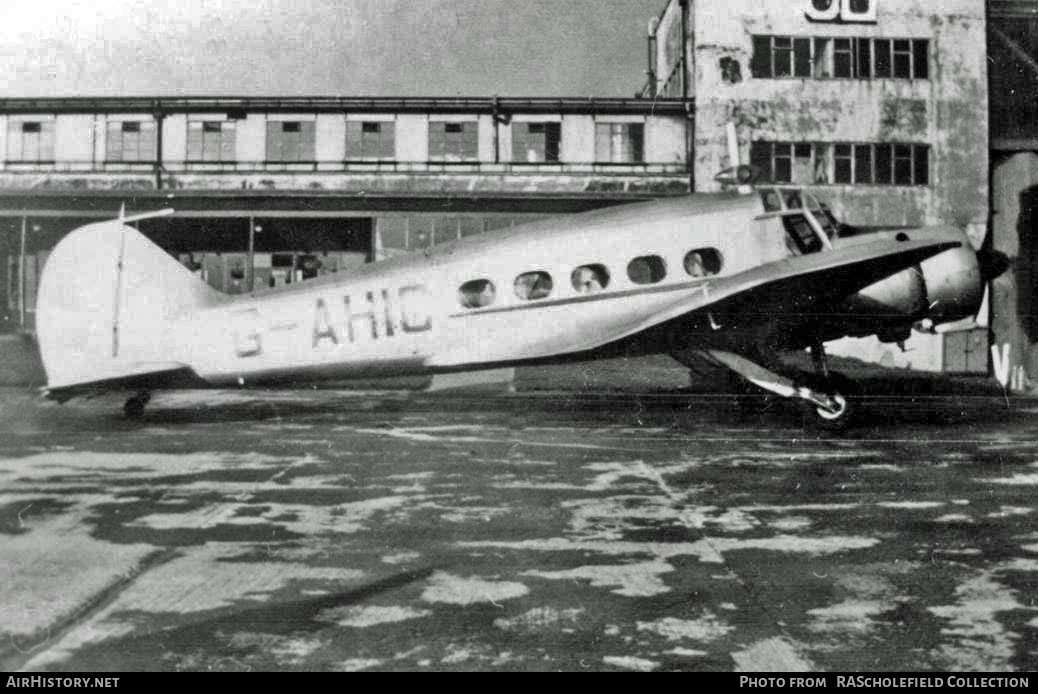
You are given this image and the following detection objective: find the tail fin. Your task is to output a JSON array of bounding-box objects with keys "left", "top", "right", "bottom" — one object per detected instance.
[{"left": 36, "top": 218, "right": 222, "bottom": 391}]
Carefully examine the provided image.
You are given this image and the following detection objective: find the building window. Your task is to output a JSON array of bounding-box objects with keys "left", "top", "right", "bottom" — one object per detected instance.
[
  {"left": 627, "top": 255, "right": 666, "bottom": 285},
  {"left": 265, "top": 120, "right": 315, "bottom": 162},
  {"left": 347, "top": 120, "right": 395, "bottom": 160},
  {"left": 187, "top": 120, "right": 236, "bottom": 162},
  {"left": 429, "top": 121, "right": 478, "bottom": 161},
  {"left": 753, "top": 35, "right": 929, "bottom": 80},
  {"left": 106, "top": 120, "right": 156, "bottom": 162},
  {"left": 752, "top": 36, "right": 812, "bottom": 78},
  {"left": 595, "top": 123, "right": 644, "bottom": 163},
  {"left": 6, "top": 120, "right": 54, "bottom": 162},
  {"left": 753, "top": 141, "right": 929, "bottom": 186},
  {"left": 512, "top": 122, "right": 561, "bottom": 163},
  {"left": 751, "top": 142, "right": 795, "bottom": 183},
  {"left": 458, "top": 279, "right": 495, "bottom": 309}
]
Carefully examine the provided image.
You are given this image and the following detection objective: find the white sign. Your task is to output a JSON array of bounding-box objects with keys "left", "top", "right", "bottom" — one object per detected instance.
[{"left": 805, "top": 0, "right": 877, "bottom": 23}]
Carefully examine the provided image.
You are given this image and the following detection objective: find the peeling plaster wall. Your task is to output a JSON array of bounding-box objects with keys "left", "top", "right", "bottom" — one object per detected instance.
[
  {"left": 693, "top": 0, "right": 988, "bottom": 231},
  {"left": 991, "top": 152, "right": 1038, "bottom": 379}
]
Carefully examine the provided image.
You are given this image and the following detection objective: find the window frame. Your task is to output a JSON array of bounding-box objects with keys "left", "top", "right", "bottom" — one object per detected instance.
[
  {"left": 752, "top": 34, "right": 930, "bottom": 81},
  {"left": 6, "top": 119, "right": 55, "bottom": 163},
  {"left": 458, "top": 278, "right": 497, "bottom": 309},
  {"left": 187, "top": 119, "right": 238, "bottom": 163},
  {"left": 105, "top": 119, "right": 157, "bottom": 163},
  {"left": 594, "top": 122, "right": 645, "bottom": 164},
  {"left": 511, "top": 121, "right": 561, "bottom": 163},
  {"left": 513, "top": 271, "right": 554, "bottom": 301},
  {"left": 346, "top": 120, "right": 396, "bottom": 161},
  {"left": 428, "top": 120, "right": 479, "bottom": 162},
  {"left": 626, "top": 255, "right": 667, "bottom": 285}
]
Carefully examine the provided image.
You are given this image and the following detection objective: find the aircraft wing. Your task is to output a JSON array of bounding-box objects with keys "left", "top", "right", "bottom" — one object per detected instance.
[{"left": 435, "top": 235, "right": 963, "bottom": 367}]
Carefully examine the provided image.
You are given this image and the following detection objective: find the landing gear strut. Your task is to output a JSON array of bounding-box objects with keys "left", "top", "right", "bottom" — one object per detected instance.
[
  {"left": 703, "top": 348, "right": 858, "bottom": 429},
  {"left": 123, "top": 391, "right": 151, "bottom": 419}
]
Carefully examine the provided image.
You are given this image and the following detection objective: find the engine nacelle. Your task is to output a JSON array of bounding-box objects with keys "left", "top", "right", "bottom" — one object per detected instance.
[
  {"left": 918, "top": 242, "right": 983, "bottom": 324},
  {"left": 839, "top": 226, "right": 983, "bottom": 337}
]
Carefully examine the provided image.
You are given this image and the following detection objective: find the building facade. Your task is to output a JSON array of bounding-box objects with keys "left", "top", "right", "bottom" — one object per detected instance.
[
  {"left": 647, "top": 0, "right": 989, "bottom": 240},
  {"left": 0, "top": 97, "right": 692, "bottom": 332}
]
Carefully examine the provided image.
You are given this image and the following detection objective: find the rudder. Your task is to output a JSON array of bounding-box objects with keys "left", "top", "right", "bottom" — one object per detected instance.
[{"left": 36, "top": 219, "right": 222, "bottom": 390}]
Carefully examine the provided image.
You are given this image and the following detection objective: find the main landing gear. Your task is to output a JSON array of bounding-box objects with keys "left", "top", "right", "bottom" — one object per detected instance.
[
  {"left": 123, "top": 391, "right": 151, "bottom": 419},
  {"left": 704, "top": 346, "right": 859, "bottom": 429}
]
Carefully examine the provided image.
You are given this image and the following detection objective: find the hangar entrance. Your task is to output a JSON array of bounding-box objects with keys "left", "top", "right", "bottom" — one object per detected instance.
[
  {"left": 0, "top": 215, "right": 373, "bottom": 333},
  {"left": 137, "top": 216, "right": 373, "bottom": 295}
]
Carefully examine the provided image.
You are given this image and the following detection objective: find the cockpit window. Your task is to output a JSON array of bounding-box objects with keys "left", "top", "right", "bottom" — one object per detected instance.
[
  {"left": 783, "top": 214, "right": 824, "bottom": 255},
  {"left": 627, "top": 255, "right": 667, "bottom": 285},
  {"left": 684, "top": 248, "right": 723, "bottom": 277},
  {"left": 572, "top": 264, "right": 610, "bottom": 293},
  {"left": 514, "top": 271, "right": 553, "bottom": 301},
  {"left": 458, "top": 279, "right": 496, "bottom": 308},
  {"left": 761, "top": 190, "right": 782, "bottom": 212}
]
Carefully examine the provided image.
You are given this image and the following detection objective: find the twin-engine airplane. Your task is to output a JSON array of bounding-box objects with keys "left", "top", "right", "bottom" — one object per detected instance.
[{"left": 36, "top": 172, "right": 1003, "bottom": 427}]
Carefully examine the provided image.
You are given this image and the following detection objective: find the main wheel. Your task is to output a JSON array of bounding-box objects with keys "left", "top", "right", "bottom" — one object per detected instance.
[{"left": 801, "top": 373, "right": 859, "bottom": 430}]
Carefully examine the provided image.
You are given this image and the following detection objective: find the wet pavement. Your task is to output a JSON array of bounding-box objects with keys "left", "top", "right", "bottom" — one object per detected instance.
[{"left": 2, "top": 382, "right": 1038, "bottom": 672}]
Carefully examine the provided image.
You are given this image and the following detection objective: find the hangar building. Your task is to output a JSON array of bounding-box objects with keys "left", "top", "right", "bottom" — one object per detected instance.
[{"left": 0, "top": 97, "right": 691, "bottom": 333}]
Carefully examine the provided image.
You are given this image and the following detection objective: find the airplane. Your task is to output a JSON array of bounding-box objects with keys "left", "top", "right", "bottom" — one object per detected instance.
[{"left": 34, "top": 167, "right": 1005, "bottom": 428}]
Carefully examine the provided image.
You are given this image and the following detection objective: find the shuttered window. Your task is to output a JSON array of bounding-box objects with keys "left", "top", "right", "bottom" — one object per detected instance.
[
  {"left": 187, "top": 120, "right": 237, "bottom": 161},
  {"left": 511, "top": 122, "right": 560, "bottom": 163},
  {"left": 428, "top": 121, "right": 478, "bottom": 161},
  {"left": 6, "top": 120, "right": 55, "bottom": 162},
  {"left": 346, "top": 120, "right": 395, "bottom": 159},
  {"left": 106, "top": 120, "right": 156, "bottom": 162},
  {"left": 594, "top": 123, "right": 644, "bottom": 163},
  {"left": 265, "top": 120, "right": 315, "bottom": 162}
]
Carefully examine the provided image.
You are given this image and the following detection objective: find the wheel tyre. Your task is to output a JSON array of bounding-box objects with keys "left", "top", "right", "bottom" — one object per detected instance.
[
  {"left": 802, "top": 374, "right": 858, "bottom": 430},
  {"left": 123, "top": 393, "right": 150, "bottom": 419}
]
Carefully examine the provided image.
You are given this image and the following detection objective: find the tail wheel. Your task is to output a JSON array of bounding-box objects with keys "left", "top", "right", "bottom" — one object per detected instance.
[{"left": 123, "top": 392, "right": 151, "bottom": 419}]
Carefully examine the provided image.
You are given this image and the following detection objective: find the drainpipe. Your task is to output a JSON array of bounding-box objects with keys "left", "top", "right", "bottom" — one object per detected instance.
[
  {"left": 685, "top": 101, "right": 695, "bottom": 192},
  {"left": 646, "top": 17, "right": 659, "bottom": 98},
  {"left": 680, "top": 0, "right": 692, "bottom": 191},
  {"left": 491, "top": 96, "right": 512, "bottom": 165},
  {"left": 247, "top": 216, "right": 257, "bottom": 292},
  {"left": 153, "top": 105, "right": 165, "bottom": 190},
  {"left": 679, "top": 0, "right": 690, "bottom": 101},
  {"left": 18, "top": 216, "right": 26, "bottom": 330}
]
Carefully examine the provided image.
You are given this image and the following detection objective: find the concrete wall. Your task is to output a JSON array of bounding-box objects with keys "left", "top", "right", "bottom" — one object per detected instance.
[
  {"left": 692, "top": 0, "right": 988, "bottom": 233},
  {"left": 991, "top": 151, "right": 1038, "bottom": 384}
]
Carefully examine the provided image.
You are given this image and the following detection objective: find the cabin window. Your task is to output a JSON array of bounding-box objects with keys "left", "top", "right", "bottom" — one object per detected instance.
[
  {"left": 684, "top": 249, "right": 723, "bottom": 277},
  {"left": 627, "top": 256, "right": 666, "bottom": 285},
  {"left": 458, "top": 279, "right": 496, "bottom": 309},
  {"left": 571, "top": 264, "right": 610, "bottom": 293},
  {"left": 514, "top": 271, "right": 553, "bottom": 301}
]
